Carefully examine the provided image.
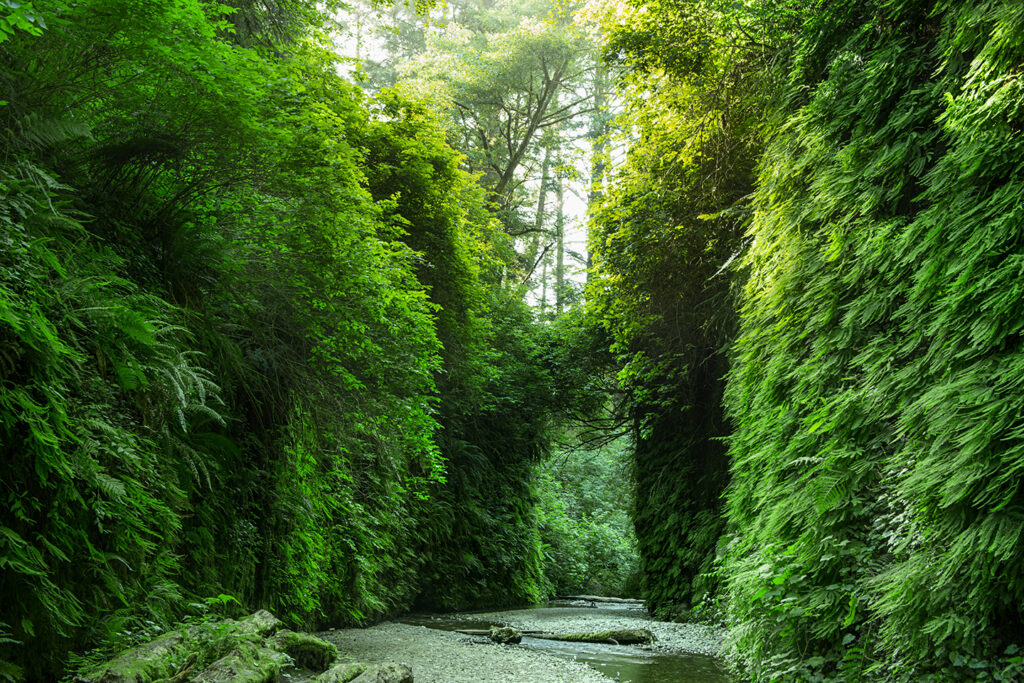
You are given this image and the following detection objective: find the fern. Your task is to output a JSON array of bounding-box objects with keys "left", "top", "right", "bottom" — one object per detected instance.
[{"left": 12, "top": 113, "right": 92, "bottom": 152}]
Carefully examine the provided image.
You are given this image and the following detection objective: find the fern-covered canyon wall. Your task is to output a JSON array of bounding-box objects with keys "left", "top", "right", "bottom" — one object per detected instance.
[
  {"left": 586, "top": 0, "right": 761, "bottom": 621},
  {"left": 590, "top": 0, "right": 1024, "bottom": 679},
  {"left": 723, "top": 1, "right": 1024, "bottom": 678},
  {"left": 0, "top": 1, "right": 574, "bottom": 679}
]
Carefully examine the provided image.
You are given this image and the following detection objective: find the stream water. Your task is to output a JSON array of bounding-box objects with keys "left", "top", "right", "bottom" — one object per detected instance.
[{"left": 402, "top": 606, "right": 732, "bottom": 682}]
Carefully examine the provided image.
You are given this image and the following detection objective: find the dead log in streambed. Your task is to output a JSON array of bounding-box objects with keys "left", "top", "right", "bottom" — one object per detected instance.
[
  {"left": 456, "top": 627, "right": 656, "bottom": 646},
  {"left": 454, "top": 629, "right": 544, "bottom": 637},
  {"left": 555, "top": 595, "right": 644, "bottom": 605},
  {"left": 533, "top": 628, "right": 655, "bottom": 645}
]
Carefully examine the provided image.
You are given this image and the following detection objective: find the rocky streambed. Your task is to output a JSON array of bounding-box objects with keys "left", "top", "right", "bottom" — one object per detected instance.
[
  {"left": 322, "top": 603, "right": 730, "bottom": 683},
  {"left": 74, "top": 602, "right": 728, "bottom": 682}
]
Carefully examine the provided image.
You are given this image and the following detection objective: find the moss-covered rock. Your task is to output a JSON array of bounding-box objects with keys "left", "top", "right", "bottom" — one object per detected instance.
[
  {"left": 266, "top": 630, "right": 338, "bottom": 671},
  {"left": 191, "top": 641, "right": 288, "bottom": 683},
  {"left": 488, "top": 626, "right": 522, "bottom": 644},
  {"left": 78, "top": 611, "right": 297, "bottom": 683},
  {"left": 81, "top": 631, "right": 188, "bottom": 682},
  {"left": 349, "top": 662, "right": 413, "bottom": 683},
  {"left": 317, "top": 661, "right": 367, "bottom": 683}
]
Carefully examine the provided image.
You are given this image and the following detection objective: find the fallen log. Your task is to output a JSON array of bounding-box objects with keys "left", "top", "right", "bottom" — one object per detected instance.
[
  {"left": 455, "top": 627, "right": 656, "bottom": 645},
  {"left": 530, "top": 628, "right": 655, "bottom": 645},
  {"left": 555, "top": 595, "right": 644, "bottom": 605},
  {"left": 453, "top": 629, "right": 544, "bottom": 636}
]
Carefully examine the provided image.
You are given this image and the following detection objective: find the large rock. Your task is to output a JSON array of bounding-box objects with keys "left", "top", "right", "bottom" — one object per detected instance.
[
  {"left": 79, "top": 631, "right": 188, "bottom": 682},
  {"left": 192, "top": 642, "right": 289, "bottom": 683},
  {"left": 349, "top": 663, "right": 414, "bottom": 683},
  {"left": 266, "top": 629, "right": 338, "bottom": 671},
  {"left": 317, "top": 661, "right": 367, "bottom": 683},
  {"left": 239, "top": 610, "right": 283, "bottom": 637},
  {"left": 76, "top": 610, "right": 301, "bottom": 683},
  {"left": 488, "top": 626, "right": 522, "bottom": 644}
]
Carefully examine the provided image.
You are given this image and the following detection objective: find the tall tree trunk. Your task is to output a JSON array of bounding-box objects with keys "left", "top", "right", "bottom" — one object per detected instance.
[
  {"left": 523, "top": 147, "right": 552, "bottom": 293},
  {"left": 556, "top": 173, "right": 565, "bottom": 315},
  {"left": 540, "top": 258, "right": 548, "bottom": 316},
  {"left": 535, "top": 147, "right": 551, "bottom": 236},
  {"left": 586, "top": 61, "right": 610, "bottom": 280}
]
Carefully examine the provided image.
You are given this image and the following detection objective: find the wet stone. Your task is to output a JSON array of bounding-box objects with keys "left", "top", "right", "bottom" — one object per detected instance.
[{"left": 488, "top": 626, "right": 523, "bottom": 644}]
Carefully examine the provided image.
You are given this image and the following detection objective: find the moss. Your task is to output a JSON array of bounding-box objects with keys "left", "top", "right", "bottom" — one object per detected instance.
[
  {"left": 238, "top": 610, "right": 283, "bottom": 637},
  {"left": 81, "top": 632, "right": 187, "bottom": 683},
  {"left": 267, "top": 630, "right": 338, "bottom": 671},
  {"left": 317, "top": 661, "right": 367, "bottom": 683},
  {"left": 80, "top": 613, "right": 287, "bottom": 683},
  {"left": 191, "top": 642, "right": 287, "bottom": 683}
]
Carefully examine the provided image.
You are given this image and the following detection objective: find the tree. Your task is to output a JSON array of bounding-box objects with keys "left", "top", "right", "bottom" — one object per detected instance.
[{"left": 399, "top": 4, "right": 592, "bottom": 221}]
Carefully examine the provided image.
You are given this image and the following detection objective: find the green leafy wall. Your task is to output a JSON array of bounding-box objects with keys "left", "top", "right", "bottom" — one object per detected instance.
[
  {"left": 359, "top": 95, "right": 554, "bottom": 611},
  {"left": 591, "top": 0, "right": 1024, "bottom": 677},
  {"left": 0, "top": 1, "right": 554, "bottom": 678},
  {"left": 723, "top": 0, "right": 1024, "bottom": 679}
]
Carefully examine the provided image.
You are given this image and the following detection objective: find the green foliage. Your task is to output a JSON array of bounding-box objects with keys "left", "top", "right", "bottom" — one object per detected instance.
[
  {"left": 394, "top": 1, "right": 591, "bottom": 217},
  {"left": 584, "top": 0, "right": 760, "bottom": 618},
  {"left": 535, "top": 438, "right": 640, "bottom": 597},
  {"left": 722, "top": 0, "right": 1024, "bottom": 679},
  {"left": 0, "top": 0, "right": 50, "bottom": 43},
  {"left": 590, "top": 0, "right": 1024, "bottom": 678},
  {"left": 0, "top": 147, "right": 215, "bottom": 677},
  {"left": 0, "top": 0, "right": 557, "bottom": 677},
  {"left": 356, "top": 88, "right": 558, "bottom": 611}
]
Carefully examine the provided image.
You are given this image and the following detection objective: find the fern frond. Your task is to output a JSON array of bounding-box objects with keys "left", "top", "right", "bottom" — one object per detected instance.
[{"left": 13, "top": 114, "right": 92, "bottom": 151}]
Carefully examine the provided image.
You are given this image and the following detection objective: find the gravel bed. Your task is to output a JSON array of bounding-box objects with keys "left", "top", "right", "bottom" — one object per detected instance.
[
  {"left": 449, "top": 606, "right": 727, "bottom": 658},
  {"left": 317, "top": 621, "right": 613, "bottom": 683}
]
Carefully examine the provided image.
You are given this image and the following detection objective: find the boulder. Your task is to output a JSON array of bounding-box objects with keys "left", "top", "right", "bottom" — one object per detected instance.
[
  {"left": 317, "top": 661, "right": 367, "bottom": 683},
  {"left": 191, "top": 642, "right": 288, "bottom": 683},
  {"left": 79, "top": 631, "right": 187, "bottom": 682},
  {"left": 76, "top": 610, "right": 306, "bottom": 683},
  {"left": 349, "top": 662, "right": 414, "bottom": 683},
  {"left": 266, "top": 629, "right": 338, "bottom": 671},
  {"left": 488, "top": 626, "right": 522, "bottom": 644}
]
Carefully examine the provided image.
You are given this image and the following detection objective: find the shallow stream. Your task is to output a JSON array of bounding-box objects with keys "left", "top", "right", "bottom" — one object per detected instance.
[{"left": 402, "top": 605, "right": 731, "bottom": 682}]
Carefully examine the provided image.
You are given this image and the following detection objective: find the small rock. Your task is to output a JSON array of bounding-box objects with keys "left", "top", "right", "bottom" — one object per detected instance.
[{"left": 488, "top": 626, "right": 522, "bottom": 644}]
